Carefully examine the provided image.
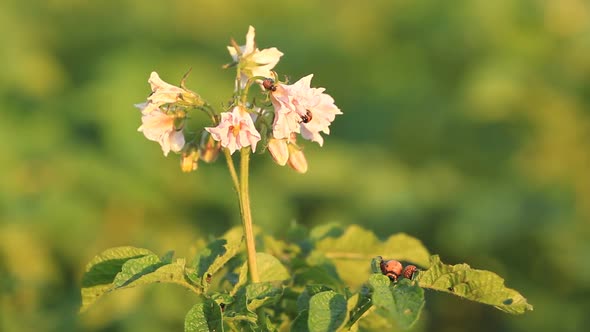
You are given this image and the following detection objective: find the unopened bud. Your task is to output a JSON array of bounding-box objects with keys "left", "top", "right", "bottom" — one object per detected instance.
[
  {"left": 268, "top": 138, "right": 288, "bottom": 166},
  {"left": 180, "top": 146, "right": 199, "bottom": 173},
  {"left": 199, "top": 132, "right": 221, "bottom": 163},
  {"left": 179, "top": 68, "right": 205, "bottom": 107},
  {"left": 181, "top": 90, "right": 205, "bottom": 107},
  {"left": 287, "top": 144, "right": 308, "bottom": 174}
]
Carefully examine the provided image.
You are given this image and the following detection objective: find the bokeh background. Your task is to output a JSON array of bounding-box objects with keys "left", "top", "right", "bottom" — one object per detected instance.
[{"left": 1, "top": 0, "right": 589, "bottom": 331}]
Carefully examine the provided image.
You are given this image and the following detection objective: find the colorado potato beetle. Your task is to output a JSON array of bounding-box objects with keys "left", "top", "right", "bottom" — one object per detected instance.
[{"left": 380, "top": 258, "right": 419, "bottom": 282}]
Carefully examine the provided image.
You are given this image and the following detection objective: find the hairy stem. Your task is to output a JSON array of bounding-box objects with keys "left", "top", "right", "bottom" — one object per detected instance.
[{"left": 240, "top": 147, "right": 259, "bottom": 282}]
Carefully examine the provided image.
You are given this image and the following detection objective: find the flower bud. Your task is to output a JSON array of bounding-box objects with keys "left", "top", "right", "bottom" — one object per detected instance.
[
  {"left": 199, "top": 132, "right": 221, "bottom": 163},
  {"left": 180, "top": 146, "right": 199, "bottom": 173},
  {"left": 179, "top": 90, "right": 205, "bottom": 107},
  {"left": 287, "top": 144, "right": 308, "bottom": 174},
  {"left": 268, "top": 138, "right": 288, "bottom": 166}
]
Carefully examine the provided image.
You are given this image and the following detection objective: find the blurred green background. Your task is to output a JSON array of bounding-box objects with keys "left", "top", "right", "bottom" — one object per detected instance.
[{"left": 1, "top": 0, "right": 589, "bottom": 331}]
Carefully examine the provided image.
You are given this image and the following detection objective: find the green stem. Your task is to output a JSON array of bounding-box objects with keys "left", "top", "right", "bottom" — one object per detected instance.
[
  {"left": 240, "top": 147, "right": 259, "bottom": 283},
  {"left": 240, "top": 75, "right": 269, "bottom": 105}
]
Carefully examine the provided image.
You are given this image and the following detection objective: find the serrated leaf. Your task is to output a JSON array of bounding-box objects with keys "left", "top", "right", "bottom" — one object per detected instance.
[
  {"left": 416, "top": 255, "right": 533, "bottom": 314},
  {"left": 369, "top": 274, "right": 424, "bottom": 330},
  {"left": 246, "top": 281, "right": 283, "bottom": 311},
  {"left": 185, "top": 299, "right": 223, "bottom": 332},
  {"left": 257, "top": 253, "right": 290, "bottom": 282},
  {"left": 80, "top": 246, "right": 155, "bottom": 312},
  {"left": 308, "top": 291, "right": 348, "bottom": 332}
]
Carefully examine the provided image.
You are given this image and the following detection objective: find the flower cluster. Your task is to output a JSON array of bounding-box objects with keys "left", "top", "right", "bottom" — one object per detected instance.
[
  {"left": 135, "top": 72, "right": 203, "bottom": 157},
  {"left": 135, "top": 26, "right": 341, "bottom": 173}
]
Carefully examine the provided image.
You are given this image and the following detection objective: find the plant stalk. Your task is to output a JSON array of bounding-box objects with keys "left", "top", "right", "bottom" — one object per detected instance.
[
  {"left": 223, "top": 148, "right": 241, "bottom": 200},
  {"left": 239, "top": 147, "right": 259, "bottom": 282}
]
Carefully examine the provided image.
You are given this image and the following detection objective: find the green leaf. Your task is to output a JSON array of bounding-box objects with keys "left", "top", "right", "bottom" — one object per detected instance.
[
  {"left": 291, "top": 310, "right": 309, "bottom": 332},
  {"left": 297, "top": 253, "right": 343, "bottom": 290},
  {"left": 112, "top": 254, "right": 163, "bottom": 287},
  {"left": 80, "top": 246, "right": 155, "bottom": 312},
  {"left": 309, "top": 223, "right": 345, "bottom": 242},
  {"left": 211, "top": 292, "right": 234, "bottom": 307},
  {"left": 81, "top": 247, "right": 199, "bottom": 313},
  {"left": 185, "top": 299, "right": 224, "bottom": 332},
  {"left": 345, "top": 285, "right": 373, "bottom": 329},
  {"left": 230, "top": 260, "right": 249, "bottom": 296},
  {"left": 308, "top": 291, "right": 348, "bottom": 332},
  {"left": 189, "top": 228, "right": 243, "bottom": 286},
  {"left": 369, "top": 274, "right": 424, "bottom": 330},
  {"left": 161, "top": 250, "right": 175, "bottom": 263},
  {"left": 382, "top": 233, "right": 431, "bottom": 267},
  {"left": 256, "top": 253, "right": 290, "bottom": 282},
  {"left": 416, "top": 255, "right": 533, "bottom": 314},
  {"left": 246, "top": 281, "right": 284, "bottom": 311},
  {"left": 370, "top": 257, "right": 382, "bottom": 274},
  {"left": 314, "top": 225, "right": 378, "bottom": 256},
  {"left": 296, "top": 285, "right": 334, "bottom": 312},
  {"left": 115, "top": 258, "right": 198, "bottom": 292}
]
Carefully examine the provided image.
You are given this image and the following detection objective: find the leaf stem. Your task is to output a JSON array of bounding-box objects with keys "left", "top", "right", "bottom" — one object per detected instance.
[{"left": 240, "top": 147, "right": 259, "bottom": 282}]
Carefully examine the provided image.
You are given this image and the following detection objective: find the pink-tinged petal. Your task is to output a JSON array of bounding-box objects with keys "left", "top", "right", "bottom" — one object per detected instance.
[
  {"left": 135, "top": 102, "right": 160, "bottom": 115},
  {"left": 138, "top": 109, "right": 185, "bottom": 156},
  {"left": 138, "top": 111, "right": 174, "bottom": 140},
  {"left": 299, "top": 126, "right": 324, "bottom": 147},
  {"left": 134, "top": 102, "right": 148, "bottom": 110},
  {"left": 270, "top": 74, "right": 341, "bottom": 146},
  {"left": 268, "top": 138, "right": 288, "bottom": 166},
  {"left": 147, "top": 72, "right": 185, "bottom": 106},
  {"left": 168, "top": 130, "right": 185, "bottom": 153},
  {"left": 272, "top": 110, "right": 301, "bottom": 139},
  {"left": 205, "top": 107, "right": 261, "bottom": 155},
  {"left": 294, "top": 74, "right": 314, "bottom": 90},
  {"left": 149, "top": 72, "right": 182, "bottom": 93},
  {"left": 159, "top": 134, "right": 171, "bottom": 156}
]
